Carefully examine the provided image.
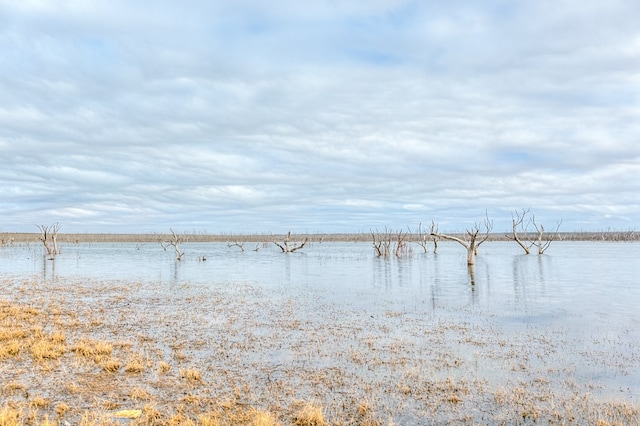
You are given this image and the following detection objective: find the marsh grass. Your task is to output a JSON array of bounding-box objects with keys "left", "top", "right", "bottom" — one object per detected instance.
[
  {"left": 180, "top": 368, "right": 202, "bottom": 381},
  {"left": 292, "top": 402, "right": 328, "bottom": 426},
  {"left": 0, "top": 277, "right": 638, "bottom": 425}
]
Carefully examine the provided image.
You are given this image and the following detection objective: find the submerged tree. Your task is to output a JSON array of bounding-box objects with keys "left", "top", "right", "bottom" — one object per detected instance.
[
  {"left": 159, "top": 228, "right": 185, "bottom": 260},
  {"left": 430, "top": 215, "right": 493, "bottom": 266},
  {"left": 371, "top": 228, "right": 412, "bottom": 258},
  {"left": 410, "top": 222, "right": 438, "bottom": 254},
  {"left": 227, "top": 241, "right": 245, "bottom": 252},
  {"left": 37, "top": 223, "right": 61, "bottom": 256},
  {"left": 273, "top": 231, "right": 308, "bottom": 253},
  {"left": 529, "top": 215, "right": 563, "bottom": 255},
  {"left": 509, "top": 208, "right": 532, "bottom": 254},
  {"left": 508, "top": 209, "right": 562, "bottom": 255},
  {"left": 371, "top": 228, "right": 392, "bottom": 257}
]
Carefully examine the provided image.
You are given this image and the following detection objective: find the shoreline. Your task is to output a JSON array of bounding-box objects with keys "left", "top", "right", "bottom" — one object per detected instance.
[{"left": 2, "top": 230, "right": 639, "bottom": 244}]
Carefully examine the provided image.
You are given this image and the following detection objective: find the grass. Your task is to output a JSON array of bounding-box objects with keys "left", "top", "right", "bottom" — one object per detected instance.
[
  {"left": 0, "top": 277, "right": 638, "bottom": 425},
  {"left": 292, "top": 403, "right": 328, "bottom": 426}
]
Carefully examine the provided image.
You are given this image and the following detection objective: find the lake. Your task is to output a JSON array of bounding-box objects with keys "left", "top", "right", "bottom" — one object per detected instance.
[{"left": 1, "top": 240, "right": 639, "bottom": 423}]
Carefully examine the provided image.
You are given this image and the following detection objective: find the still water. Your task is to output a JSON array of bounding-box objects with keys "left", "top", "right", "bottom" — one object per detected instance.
[{"left": 1, "top": 240, "right": 639, "bottom": 401}]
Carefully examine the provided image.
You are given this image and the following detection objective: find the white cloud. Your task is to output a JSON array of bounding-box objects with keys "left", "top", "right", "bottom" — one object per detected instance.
[{"left": 0, "top": 0, "right": 639, "bottom": 233}]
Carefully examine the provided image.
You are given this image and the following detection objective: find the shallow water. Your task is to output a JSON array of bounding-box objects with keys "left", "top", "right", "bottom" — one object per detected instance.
[{"left": 2, "top": 240, "right": 639, "bottom": 403}]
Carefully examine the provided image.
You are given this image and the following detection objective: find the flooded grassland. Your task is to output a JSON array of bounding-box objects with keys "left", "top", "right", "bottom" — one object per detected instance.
[{"left": 1, "top": 241, "right": 639, "bottom": 425}]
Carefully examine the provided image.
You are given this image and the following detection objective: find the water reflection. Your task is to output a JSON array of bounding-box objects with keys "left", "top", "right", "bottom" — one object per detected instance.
[
  {"left": 468, "top": 265, "right": 476, "bottom": 286},
  {"left": 511, "top": 254, "right": 551, "bottom": 307},
  {"left": 3, "top": 241, "right": 640, "bottom": 323},
  {"left": 41, "top": 255, "right": 57, "bottom": 281}
]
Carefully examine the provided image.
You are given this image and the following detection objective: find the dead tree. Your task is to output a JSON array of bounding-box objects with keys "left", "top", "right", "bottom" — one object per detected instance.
[
  {"left": 411, "top": 222, "right": 438, "bottom": 254},
  {"left": 508, "top": 209, "right": 562, "bottom": 255},
  {"left": 394, "top": 229, "right": 413, "bottom": 257},
  {"left": 372, "top": 228, "right": 412, "bottom": 258},
  {"left": 371, "top": 228, "right": 392, "bottom": 257},
  {"left": 160, "top": 228, "right": 185, "bottom": 260},
  {"left": 227, "top": 241, "right": 245, "bottom": 252},
  {"left": 411, "top": 223, "right": 429, "bottom": 254},
  {"left": 430, "top": 216, "right": 493, "bottom": 265},
  {"left": 529, "top": 215, "right": 562, "bottom": 255},
  {"left": 509, "top": 208, "right": 533, "bottom": 254},
  {"left": 273, "top": 231, "right": 308, "bottom": 253},
  {"left": 37, "top": 223, "right": 61, "bottom": 255}
]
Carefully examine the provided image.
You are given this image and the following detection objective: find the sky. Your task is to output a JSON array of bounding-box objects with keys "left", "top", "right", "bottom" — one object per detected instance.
[{"left": 1, "top": 0, "right": 639, "bottom": 234}]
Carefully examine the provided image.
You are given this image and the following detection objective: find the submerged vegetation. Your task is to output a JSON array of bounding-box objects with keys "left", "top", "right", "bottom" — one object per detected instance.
[{"left": 1, "top": 275, "right": 638, "bottom": 425}]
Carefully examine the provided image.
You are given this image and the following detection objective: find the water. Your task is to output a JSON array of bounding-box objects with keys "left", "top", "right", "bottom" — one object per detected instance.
[{"left": 2, "top": 240, "right": 639, "bottom": 403}]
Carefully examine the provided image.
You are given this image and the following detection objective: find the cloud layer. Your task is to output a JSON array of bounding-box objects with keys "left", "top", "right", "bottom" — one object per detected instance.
[{"left": 1, "top": 1, "right": 639, "bottom": 233}]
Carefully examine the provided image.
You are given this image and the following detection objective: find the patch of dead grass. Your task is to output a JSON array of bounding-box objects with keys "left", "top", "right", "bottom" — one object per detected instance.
[
  {"left": 292, "top": 402, "right": 328, "bottom": 426},
  {"left": 180, "top": 368, "right": 202, "bottom": 382}
]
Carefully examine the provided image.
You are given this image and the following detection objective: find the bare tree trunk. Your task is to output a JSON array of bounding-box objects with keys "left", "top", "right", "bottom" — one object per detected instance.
[
  {"left": 52, "top": 225, "right": 59, "bottom": 255},
  {"left": 466, "top": 245, "right": 476, "bottom": 265}
]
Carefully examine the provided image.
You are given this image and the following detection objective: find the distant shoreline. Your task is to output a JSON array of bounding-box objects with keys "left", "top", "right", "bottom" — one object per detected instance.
[{"left": 2, "top": 230, "right": 638, "bottom": 244}]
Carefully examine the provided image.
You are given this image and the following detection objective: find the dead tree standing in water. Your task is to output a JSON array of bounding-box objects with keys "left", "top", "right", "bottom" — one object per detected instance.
[
  {"left": 508, "top": 209, "right": 562, "bottom": 255},
  {"left": 371, "top": 228, "right": 412, "bottom": 257},
  {"left": 430, "top": 216, "right": 493, "bottom": 265},
  {"left": 160, "top": 228, "right": 185, "bottom": 260},
  {"left": 530, "top": 215, "right": 562, "bottom": 255},
  {"left": 37, "top": 223, "right": 61, "bottom": 256},
  {"left": 371, "top": 228, "right": 392, "bottom": 257},
  {"left": 273, "top": 231, "right": 308, "bottom": 253},
  {"left": 411, "top": 222, "right": 439, "bottom": 254}
]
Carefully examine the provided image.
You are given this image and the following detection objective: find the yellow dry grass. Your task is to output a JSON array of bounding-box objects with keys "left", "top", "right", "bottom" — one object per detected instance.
[
  {"left": 292, "top": 402, "right": 328, "bottom": 426},
  {"left": 0, "top": 277, "right": 638, "bottom": 426},
  {"left": 180, "top": 368, "right": 202, "bottom": 381}
]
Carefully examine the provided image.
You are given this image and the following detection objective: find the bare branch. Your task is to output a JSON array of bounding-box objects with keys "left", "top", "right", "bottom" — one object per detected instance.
[
  {"left": 508, "top": 208, "right": 532, "bottom": 254},
  {"left": 227, "top": 241, "right": 245, "bottom": 252},
  {"left": 394, "top": 229, "right": 412, "bottom": 257},
  {"left": 273, "top": 231, "right": 308, "bottom": 253},
  {"left": 529, "top": 216, "right": 563, "bottom": 254},
  {"left": 411, "top": 223, "right": 430, "bottom": 254}
]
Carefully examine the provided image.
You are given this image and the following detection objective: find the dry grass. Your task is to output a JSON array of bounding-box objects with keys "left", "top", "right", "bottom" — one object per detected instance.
[
  {"left": 72, "top": 339, "right": 113, "bottom": 358},
  {"left": 4, "top": 230, "right": 640, "bottom": 244},
  {"left": 0, "top": 277, "right": 638, "bottom": 426},
  {"left": 292, "top": 402, "right": 328, "bottom": 426},
  {"left": 101, "top": 358, "right": 122, "bottom": 372},
  {"left": 159, "top": 361, "right": 171, "bottom": 373},
  {"left": 124, "top": 356, "right": 145, "bottom": 373},
  {"left": 249, "top": 409, "right": 281, "bottom": 426},
  {"left": 0, "top": 405, "right": 20, "bottom": 426},
  {"left": 180, "top": 368, "right": 202, "bottom": 381}
]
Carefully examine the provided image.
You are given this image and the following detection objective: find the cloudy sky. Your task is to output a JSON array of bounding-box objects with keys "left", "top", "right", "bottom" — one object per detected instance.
[{"left": 1, "top": 1, "right": 639, "bottom": 234}]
